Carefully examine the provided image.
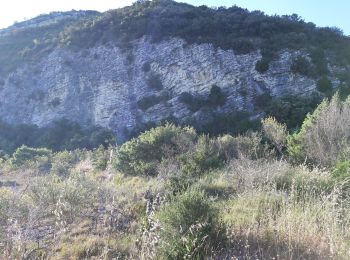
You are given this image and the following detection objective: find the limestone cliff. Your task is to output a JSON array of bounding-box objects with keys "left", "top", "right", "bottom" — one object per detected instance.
[
  {"left": 1, "top": 0, "right": 349, "bottom": 142},
  {"left": 0, "top": 36, "right": 324, "bottom": 141}
]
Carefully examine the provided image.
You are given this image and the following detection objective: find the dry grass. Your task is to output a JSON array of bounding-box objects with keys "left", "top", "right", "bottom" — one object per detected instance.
[
  {"left": 215, "top": 159, "right": 350, "bottom": 259},
  {"left": 2, "top": 150, "right": 350, "bottom": 259}
]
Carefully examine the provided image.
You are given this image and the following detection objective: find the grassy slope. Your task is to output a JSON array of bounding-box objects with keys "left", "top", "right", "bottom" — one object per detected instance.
[{"left": 1, "top": 120, "right": 350, "bottom": 258}]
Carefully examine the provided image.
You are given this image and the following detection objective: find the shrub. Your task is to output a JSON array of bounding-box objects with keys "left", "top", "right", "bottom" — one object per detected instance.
[
  {"left": 30, "top": 173, "right": 98, "bottom": 221},
  {"left": 208, "top": 85, "right": 226, "bottom": 107},
  {"left": 179, "top": 132, "right": 265, "bottom": 177},
  {"left": 194, "top": 111, "right": 260, "bottom": 136},
  {"left": 49, "top": 97, "right": 61, "bottom": 107},
  {"left": 92, "top": 145, "right": 109, "bottom": 171},
  {"left": 166, "top": 172, "right": 197, "bottom": 195},
  {"left": 262, "top": 117, "right": 288, "bottom": 154},
  {"left": 147, "top": 73, "right": 163, "bottom": 90},
  {"left": 137, "top": 92, "right": 170, "bottom": 111},
  {"left": 116, "top": 124, "right": 197, "bottom": 176},
  {"left": 287, "top": 93, "right": 350, "bottom": 166},
  {"left": 179, "top": 86, "right": 226, "bottom": 112},
  {"left": 50, "top": 150, "right": 82, "bottom": 176},
  {"left": 331, "top": 159, "right": 350, "bottom": 196},
  {"left": 180, "top": 135, "right": 223, "bottom": 177},
  {"left": 265, "top": 94, "right": 321, "bottom": 129},
  {"left": 291, "top": 55, "right": 313, "bottom": 77},
  {"left": 317, "top": 76, "right": 332, "bottom": 93},
  {"left": 310, "top": 48, "right": 329, "bottom": 76},
  {"left": 156, "top": 189, "right": 223, "bottom": 259},
  {"left": 224, "top": 132, "right": 267, "bottom": 160},
  {"left": 255, "top": 93, "right": 272, "bottom": 109},
  {"left": 166, "top": 132, "right": 266, "bottom": 194},
  {"left": 178, "top": 92, "right": 194, "bottom": 105},
  {"left": 10, "top": 145, "right": 52, "bottom": 166},
  {"left": 0, "top": 188, "right": 32, "bottom": 226},
  {"left": 178, "top": 92, "right": 205, "bottom": 112},
  {"left": 231, "top": 39, "right": 255, "bottom": 54},
  {"left": 255, "top": 58, "right": 269, "bottom": 73},
  {"left": 331, "top": 159, "right": 350, "bottom": 181}
]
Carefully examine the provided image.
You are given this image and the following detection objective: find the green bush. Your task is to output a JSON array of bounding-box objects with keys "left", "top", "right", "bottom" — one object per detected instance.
[
  {"left": 166, "top": 171, "right": 197, "bottom": 195},
  {"left": 0, "top": 188, "right": 32, "bottom": 227},
  {"left": 49, "top": 97, "right": 61, "bottom": 107},
  {"left": 287, "top": 93, "right": 350, "bottom": 166},
  {"left": 180, "top": 135, "right": 223, "bottom": 177},
  {"left": 157, "top": 189, "right": 223, "bottom": 259},
  {"left": 10, "top": 145, "right": 52, "bottom": 166},
  {"left": 262, "top": 117, "right": 288, "bottom": 154},
  {"left": 193, "top": 111, "right": 260, "bottom": 136},
  {"left": 208, "top": 85, "right": 226, "bottom": 107},
  {"left": 178, "top": 92, "right": 205, "bottom": 112},
  {"left": 147, "top": 73, "right": 163, "bottom": 90},
  {"left": 255, "top": 58, "right": 269, "bottom": 73},
  {"left": 331, "top": 159, "right": 350, "bottom": 197},
  {"left": 255, "top": 93, "right": 272, "bottom": 109},
  {"left": 137, "top": 92, "right": 170, "bottom": 111},
  {"left": 291, "top": 55, "right": 313, "bottom": 77},
  {"left": 116, "top": 124, "right": 197, "bottom": 176},
  {"left": 50, "top": 150, "right": 82, "bottom": 176},
  {"left": 92, "top": 145, "right": 109, "bottom": 171},
  {"left": 179, "top": 86, "right": 226, "bottom": 111},
  {"left": 30, "top": 173, "right": 98, "bottom": 221},
  {"left": 317, "top": 76, "right": 332, "bottom": 93},
  {"left": 37, "top": 119, "right": 116, "bottom": 151},
  {"left": 165, "top": 132, "right": 265, "bottom": 194},
  {"left": 331, "top": 159, "right": 350, "bottom": 181},
  {"left": 310, "top": 48, "right": 329, "bottom": 76},
  {"left": 179, "top": 132, "right": 265, "bottom": 177},
  {"left": 222, "top": 132, "right": 267, "bottom": 160},
  {"left": 265, "top": 94, "right": 321, "bottom": 129}
]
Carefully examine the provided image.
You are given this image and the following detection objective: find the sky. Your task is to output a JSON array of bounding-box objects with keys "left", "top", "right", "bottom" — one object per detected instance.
[{"left": 0, "top": 0, "right": 349, "bottom": 35}]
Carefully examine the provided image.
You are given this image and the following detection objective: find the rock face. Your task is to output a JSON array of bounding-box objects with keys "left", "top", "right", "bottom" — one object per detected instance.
[{"left": 0, "top": 37, "right": 320, "bottom": 141}]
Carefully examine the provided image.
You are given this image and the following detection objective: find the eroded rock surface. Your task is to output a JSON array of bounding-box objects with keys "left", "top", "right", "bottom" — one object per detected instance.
[{"left": 0, "top": 37, "right": 321, "bottom": 141}]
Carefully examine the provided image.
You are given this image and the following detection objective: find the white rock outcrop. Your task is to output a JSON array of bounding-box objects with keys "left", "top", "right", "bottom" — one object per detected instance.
[{"left": 0, "top": 37, "right": 318, "bottom": 141}]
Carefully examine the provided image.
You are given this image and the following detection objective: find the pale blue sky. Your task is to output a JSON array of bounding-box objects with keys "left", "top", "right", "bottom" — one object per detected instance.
[{"left": 0, "top": 0, "right": 349, "bottom": 35}]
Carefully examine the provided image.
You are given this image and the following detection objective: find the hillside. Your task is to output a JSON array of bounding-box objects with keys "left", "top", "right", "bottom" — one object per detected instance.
[
  {"left": 2, "top": 95, "right": 350, "bottom": 259},
  {"left": 2, "top": 1, "right": 350, "bottom": 259},
  {"left": 0, "top": 0, "right": 349, "bottom": 150}
]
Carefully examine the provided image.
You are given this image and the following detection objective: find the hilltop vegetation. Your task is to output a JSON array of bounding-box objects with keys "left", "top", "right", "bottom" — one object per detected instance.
[
  {"left": 1, "top": 93, "right": 350, "bottom": 259},
  {"left": 1, "top": 0, "right": 350, "bottom": 80},
  {"left": 0, "top": 11, "right": 98, "bottom": 76},
  {"left": 60, "top": 0, "right": 350, "bottom": 68}
]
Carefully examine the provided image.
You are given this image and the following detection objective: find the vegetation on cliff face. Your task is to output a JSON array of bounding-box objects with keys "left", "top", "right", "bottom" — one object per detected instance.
[
  {"left": 1, "top": 93, "right": 350, "bottom": 258},
  {"left": 0, "top": 11, "right": 98, "bottom": 76},
  {"left": 59, "top": 0, "right": 350, "bottom": 71}
]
